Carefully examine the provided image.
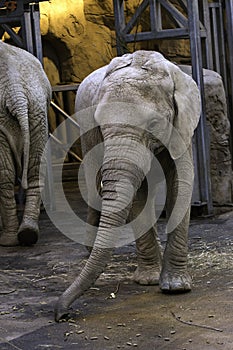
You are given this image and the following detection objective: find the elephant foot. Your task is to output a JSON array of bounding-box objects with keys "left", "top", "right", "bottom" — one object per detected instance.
[
  {"left": 0, "top": 233, "right": 19, "bottom": 247},
  {"left": 17, "top": 220, "right": 39, "bottom": 246},
  {"left": 159, "top": 269, "right": 192, "bottom": 293},
  {"left": 133, "top": 265, "right": 161, "bottom": 285}
]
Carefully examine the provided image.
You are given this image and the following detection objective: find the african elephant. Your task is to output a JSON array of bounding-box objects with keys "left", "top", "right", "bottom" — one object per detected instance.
[
  {"left": 55, "top": 50, "right": 201, "bottom": 321},
  {"left": 0, "top": 41, "right": 51, "bottom": 247}
]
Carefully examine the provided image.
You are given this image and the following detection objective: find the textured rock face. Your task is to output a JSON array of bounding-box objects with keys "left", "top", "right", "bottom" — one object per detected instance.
[
  {"left": 40, "top": 0, "right": 115, "bottom": 84},
  {"left": 203, "top": 69, "right": 232, "bottom": 205},
  {"left": 180, "top": 66, "right": 232, "bottom": 205}
]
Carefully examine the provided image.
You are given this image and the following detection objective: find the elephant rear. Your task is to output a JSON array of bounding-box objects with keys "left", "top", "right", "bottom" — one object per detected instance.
[{"left": 0, "top": 41, "right": 51, "bottom": 246}]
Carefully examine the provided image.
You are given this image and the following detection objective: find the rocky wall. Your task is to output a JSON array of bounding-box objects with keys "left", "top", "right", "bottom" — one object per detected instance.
[
  {"left": 40, "top": 0, "right": 191, "bottom": 85},
  {"left": 180, "top": 66, "right": 233, "bottom": 205},
  {"left": 40, "top": 0, "right": 116, "bottom": 84},
  {"left": 203, "top": 69, "right": 232, "bottom": 205}
]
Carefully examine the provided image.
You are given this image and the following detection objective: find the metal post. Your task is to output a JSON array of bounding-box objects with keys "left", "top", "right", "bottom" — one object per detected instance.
[
  {"left": 210, "top": 4, "right": 221, "bottom": 72},
  {"left": 22, "top": 3, "right": 34, "bottom": 54},
  {"left": 218, "top": 1, "right": 228, "bottom": 95},
  {"left": 225, "top": 0, "right": 233, "bottom": 137},
  {"left": 31, "top": 3, "right": 43, "bottom": 64},
  {"left": 113, "top": 0, "right": 127, "bottom": 55},
  {"left": 187, "top": 0, "right": 213, "bottom": 214},
  {"left": 199, "top": 0, "right": 214, "bottom": 69}
]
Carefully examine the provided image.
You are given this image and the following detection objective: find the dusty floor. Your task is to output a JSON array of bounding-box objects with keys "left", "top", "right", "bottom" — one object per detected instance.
[{"left": 0, "top": 182, "right": 233, "bottom": 350}]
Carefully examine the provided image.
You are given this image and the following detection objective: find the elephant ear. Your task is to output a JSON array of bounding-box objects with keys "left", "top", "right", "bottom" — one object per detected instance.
[
  {"left": 104, "top": 53, "right": 133, "bottom": 77},
  {"left": 168, "top": 65, "right": 201, "bottom": 159}
]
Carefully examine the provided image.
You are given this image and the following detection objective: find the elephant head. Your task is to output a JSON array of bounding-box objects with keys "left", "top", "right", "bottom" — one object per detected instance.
[{"left": 54, "top": 50, "right": 200, "bottom": 321}]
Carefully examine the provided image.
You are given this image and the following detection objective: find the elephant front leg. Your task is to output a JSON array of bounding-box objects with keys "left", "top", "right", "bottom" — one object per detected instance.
[
  {"left": 134, "top": 228, "right": 162, "bottom": 285},
  {"left": 159, "top": 149, "right": 193, "bottom": 292},
  {"left": 159, "top": 210, "right": 192, "bottom": 292},
  {"left": 130, "top": 180, "right": 162, "bottom": 285}
]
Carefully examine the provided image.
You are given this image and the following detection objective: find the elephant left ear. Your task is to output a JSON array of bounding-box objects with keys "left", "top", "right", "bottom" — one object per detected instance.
[{"left": 168, "top": 64, "right": 201, "bottom": 159}]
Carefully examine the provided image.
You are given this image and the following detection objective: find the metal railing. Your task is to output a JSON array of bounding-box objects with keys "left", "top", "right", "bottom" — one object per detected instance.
[{"left": 49, "top": 86, "right": 82, "bottom": 164}]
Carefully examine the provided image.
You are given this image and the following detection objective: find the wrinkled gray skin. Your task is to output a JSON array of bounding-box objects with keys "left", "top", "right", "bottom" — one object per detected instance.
[
  {"left": 0, "top": 41, "right": 51, "bottom": 246},
  {"left": 55, "top": 50, "right": 201, "bottom": 321}
]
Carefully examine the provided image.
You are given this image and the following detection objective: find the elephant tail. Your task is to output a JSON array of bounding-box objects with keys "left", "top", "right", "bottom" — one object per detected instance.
[
  {"left": 19, "top": 115, "right": 30, "bottom": 190},
  {"left": 12, "top": 107, "right": 30, "bottom": 190},
  {"left": 5, "top": 91, "right": 30, "bottom": 189}
]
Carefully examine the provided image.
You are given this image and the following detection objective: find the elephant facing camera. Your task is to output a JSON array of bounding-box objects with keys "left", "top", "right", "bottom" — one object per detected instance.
[{"left": 54, "top": 50, "right": 201, "bottom": 322}]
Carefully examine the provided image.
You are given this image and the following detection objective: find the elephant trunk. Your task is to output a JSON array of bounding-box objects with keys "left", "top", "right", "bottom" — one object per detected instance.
[{"left": 55, "top": 125, "right": 152, "bottom": 321}]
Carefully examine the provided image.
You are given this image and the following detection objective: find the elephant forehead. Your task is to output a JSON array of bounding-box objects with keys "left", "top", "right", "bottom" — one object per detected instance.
[
  {"left": 105, "top": 64, "right": 173, "bottom": 85},
  {"left": 99, "top": 70, "right": 174, "bottom": 105},
  {"left": 95, "top": 100, "right": 173, "bottom": 129}
]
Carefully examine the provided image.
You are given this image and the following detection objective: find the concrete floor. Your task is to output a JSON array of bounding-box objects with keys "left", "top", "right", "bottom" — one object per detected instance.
[{"left": 0, "top": 182, "right": 233, "bottom": 350}]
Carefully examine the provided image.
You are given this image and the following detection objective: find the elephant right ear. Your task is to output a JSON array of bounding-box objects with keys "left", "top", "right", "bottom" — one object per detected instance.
[
  {"left": 104, "top": 54, "right": 133, "bottom": 77},
  {"left": 168, "top": 64, "right": 201, "bottom": 159}
]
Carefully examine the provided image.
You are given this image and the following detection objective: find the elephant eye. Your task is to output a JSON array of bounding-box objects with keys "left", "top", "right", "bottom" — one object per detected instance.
[{"left": 148, "top": 120, "right": 157, "bottom": 131}]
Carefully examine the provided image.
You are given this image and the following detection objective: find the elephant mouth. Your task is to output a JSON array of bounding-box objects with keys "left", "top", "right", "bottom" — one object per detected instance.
[
  {"left": 152, "top": 143, "right": 164, "bottom": 155},
  {"left": 142, "top": 129, "right": 165, "bottom": 156},
  {"left": 146, "top": 137, "right": 164, "bottom": 155}
]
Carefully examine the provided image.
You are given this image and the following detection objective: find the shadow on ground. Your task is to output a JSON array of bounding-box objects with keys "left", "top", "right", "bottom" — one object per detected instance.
[{"left": 0, "top": 182, "right": 233, "bottom": 349}]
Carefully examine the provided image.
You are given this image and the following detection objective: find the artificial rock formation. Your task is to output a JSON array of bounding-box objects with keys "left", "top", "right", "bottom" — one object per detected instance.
[
  {"left": 40, "top": 0, "right": 116, "bottom": 84},
  {"left": 180, "top": 66, "right": 232, "bottom": 206},
  {"left": 203, "top": 69, "right": 232, "bottom": 205}
]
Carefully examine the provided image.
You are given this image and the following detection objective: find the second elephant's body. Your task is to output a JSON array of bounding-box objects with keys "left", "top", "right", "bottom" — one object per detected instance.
[{"left": 0, "top": 41, "right": 51, "bottom": 246}]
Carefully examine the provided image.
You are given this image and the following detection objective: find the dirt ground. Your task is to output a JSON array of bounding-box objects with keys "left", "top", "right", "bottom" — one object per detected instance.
[{"left": 0, "top": 182, "right": 233, "bottom": 350}]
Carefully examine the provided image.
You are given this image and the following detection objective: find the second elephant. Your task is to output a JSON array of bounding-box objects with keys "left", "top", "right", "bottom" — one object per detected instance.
[
  {"left": 0, "top": 41, "right": 51, "bottom": 246},
  {"left": 55, "top": 50, "right": 201, "bottom": 321}
]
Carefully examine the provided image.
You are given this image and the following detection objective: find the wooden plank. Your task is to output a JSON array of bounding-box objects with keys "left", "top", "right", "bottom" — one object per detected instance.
[
  {"left": 52, "top": 84, "right": 80, "bottom": 92},
  {"left": 124, "top": 27, "right": 189, "bottom": 42}
]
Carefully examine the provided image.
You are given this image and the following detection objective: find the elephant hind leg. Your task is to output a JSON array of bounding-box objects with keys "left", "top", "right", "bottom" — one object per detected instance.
[
  {"left": 0, "top": 140, "right": 19, "bottom": 246},
  {"left": 17, "top": 222, "right": 39, "bottom": 246},
  {"left": 17, "top": 125, "right": 45, "bottom": 246},
  {"left": 17, "top": 179, "right": 40, "bottom": 246},
  {"left": 17, "top": 175, "right": 40, "bottom": 246}
]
